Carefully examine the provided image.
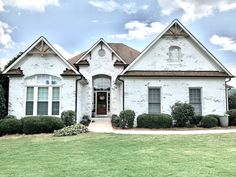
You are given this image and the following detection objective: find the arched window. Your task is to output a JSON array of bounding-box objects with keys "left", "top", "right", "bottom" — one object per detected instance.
[
  {"left": 25, "top": 74, "right": 61, "bottom": 116},
  {"left": 169, "top": 46, "right": 181, "bottom": 62},
  {"left": 93, "top": 77, "right": 111, "bottom": 91}
]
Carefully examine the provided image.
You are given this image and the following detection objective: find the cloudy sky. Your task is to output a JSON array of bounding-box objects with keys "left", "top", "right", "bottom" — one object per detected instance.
[{"left": 1, "top": 0, "right": 236, "bottom": 85}]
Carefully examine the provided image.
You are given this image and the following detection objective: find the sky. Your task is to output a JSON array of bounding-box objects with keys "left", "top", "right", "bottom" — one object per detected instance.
[{"left": 0, "top": 0, "right": 236, "bottom": 85}]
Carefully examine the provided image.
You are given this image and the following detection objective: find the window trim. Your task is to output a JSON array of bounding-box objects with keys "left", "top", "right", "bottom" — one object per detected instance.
[
  {"left": 169, "top": 46, "right": 181, "bottom": 63},
  {"left": 189, "top": 87, "right": 202, "bottom": 115},
  {"left": 148, "top": 87, "right": 161, "bottom": 114}
]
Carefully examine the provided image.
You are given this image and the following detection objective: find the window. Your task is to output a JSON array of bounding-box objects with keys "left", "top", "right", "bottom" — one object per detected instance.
[
  {"left": 37, "top": 87, "right": 48, "bottom": 115},
  {"left": 52, "top": 87, "right": 60, "bottom": 115},
  {"left": 148, "top": 88, "right": 161, "bottom": 114},
  {"left": 25, "top": 75, "right": 61, "bottom": 116},
  {"left": 26, "top": 87, "right": 34, "bottom": 115},
  {"left": 189, "top": 88, "right": 202, "bottom": 115},
  {"left": 169, "top": 46, "right": 181, "bottom": 62},
  {"left": 93, "top": 77, "right": 110, "bottom": 91}
]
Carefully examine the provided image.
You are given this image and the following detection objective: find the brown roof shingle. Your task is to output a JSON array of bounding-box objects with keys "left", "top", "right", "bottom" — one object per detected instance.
[
  {"left": 122, "top": 70, "right": 232, "bottom": 77},
  {"left": 68, "top": 43, "right": 140, "bottom": 65}
]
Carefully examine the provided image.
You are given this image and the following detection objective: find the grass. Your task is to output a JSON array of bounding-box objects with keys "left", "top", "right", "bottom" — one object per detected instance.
[{"left": 0, "top": 133, "right": 236, "bottom": 177}]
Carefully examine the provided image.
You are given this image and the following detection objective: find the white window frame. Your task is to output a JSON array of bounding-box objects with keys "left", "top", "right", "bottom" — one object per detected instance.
[
  {"left": 189, "top": 87, "right": 202, "bottom": 115},
  {"left": 24, "top": 75, "right": 61, "bottom": 116},
  {"left": 148, "top": 87, "right": 161, "bottom": 114},
  {"left": 169, "top": 46, "right": 181, "bottom": 62}
]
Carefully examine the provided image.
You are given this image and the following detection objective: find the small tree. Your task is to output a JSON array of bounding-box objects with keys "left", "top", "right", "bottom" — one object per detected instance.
[
  {"left": 171, "top": 102, "right": 194, "bottom": 127},
  {"left": 0, "top": 85, "right": 7, "bottom": 119},
  {"left": 61, "top": 110, "right": 76, "bottom": 126}
]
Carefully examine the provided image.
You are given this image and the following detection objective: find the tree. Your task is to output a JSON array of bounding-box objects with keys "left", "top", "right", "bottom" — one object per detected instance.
[
  {"left": 0, "top": 84, "right": 7, "bottom": 119},
  {"left": 229, "top": 93, "right": 236, "bottom": 110}
]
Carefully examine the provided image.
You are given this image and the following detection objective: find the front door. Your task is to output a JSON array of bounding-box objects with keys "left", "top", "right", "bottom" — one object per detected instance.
[{"left": 97, "top": 92, "right": 107, "bottom": 115}]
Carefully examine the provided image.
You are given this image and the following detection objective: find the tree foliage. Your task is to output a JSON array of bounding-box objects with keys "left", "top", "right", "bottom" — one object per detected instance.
[{"left": 229, "top": 93, "right": 236, "bottom": 110}]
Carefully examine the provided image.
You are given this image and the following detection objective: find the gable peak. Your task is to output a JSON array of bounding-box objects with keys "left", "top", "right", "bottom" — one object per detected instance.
[{"left": 163, "top": 20, "right": 189, "bottom": 37}]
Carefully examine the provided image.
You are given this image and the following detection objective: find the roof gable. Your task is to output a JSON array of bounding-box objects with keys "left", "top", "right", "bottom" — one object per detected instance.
[
  {"left": 120, "top": 19, "right": 233, "bottom": 77},
  {"left": 3, "top": 36, "right": 79, "bottom": 75},
  {"left": 74, "top": 38, "right": 127, "bottom": 65}
]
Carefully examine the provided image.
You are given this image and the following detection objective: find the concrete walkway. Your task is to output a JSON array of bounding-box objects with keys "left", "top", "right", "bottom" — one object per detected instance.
[{"left": 88, "top": 118, "right": 236, "bottom": 135}]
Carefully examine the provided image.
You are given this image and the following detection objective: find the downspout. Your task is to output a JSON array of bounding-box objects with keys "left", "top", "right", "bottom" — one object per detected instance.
[
  {"left": 225, "top": 78, "right": 231, "bottom": 111},
  {"left": 117, "top": 75, "right": 124, "bottom": 110},
  {"left": 75, "top": 75, "right": 83, "bottom": 123}
]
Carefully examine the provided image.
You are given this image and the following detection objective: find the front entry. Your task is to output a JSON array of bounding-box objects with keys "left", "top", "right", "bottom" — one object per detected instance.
[{"left": 96, "top": 92, "right": 107, "bottom": 115}]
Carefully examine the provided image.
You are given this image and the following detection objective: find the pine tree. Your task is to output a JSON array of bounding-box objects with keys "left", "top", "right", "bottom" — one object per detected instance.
[{"left": 0, "top": 84, "right": 7, "bottom": 119}]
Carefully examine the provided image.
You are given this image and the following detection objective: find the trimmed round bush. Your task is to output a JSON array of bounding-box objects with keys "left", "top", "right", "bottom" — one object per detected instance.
[
  {"left": 21, "top": 116, "right": 64, "bottom": 134},
  {"left": 226, "top": 109, "right": 236, "bottom": 126},
  {"left": 61, "top": 110, "right": 76, "bottom": 126},
  {"left": 111, "top": 114, "right": 120, "bottom": 128},
  {"left": 80, "top": 115, "right": 91, "bottom": 126},
  {"left": 206, "top": 114, "right": 220, "bottom": 126},
  {"left": 137, "top": 113, "right": 172, "bottom": 129},
  {"left": 53, "top": 124, "right": 88, "bottom": 137},
  {"left": 192, "top": 115, "right": 203, "bottom": 125},
  {"left": 201, "top": 116, "right": 218, "bottom": 128},
  {"left": 119, "top": 110, "right": 135, "bottom": 128},
  {"left": 0, "top": 118, "right": 22, "bottom": 136},
  {"left": 171, "top": 102, "right": 194, "bottom": 127}
]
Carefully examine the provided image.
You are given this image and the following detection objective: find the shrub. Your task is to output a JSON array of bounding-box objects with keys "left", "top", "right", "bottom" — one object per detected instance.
[
  {"left": 53, "top": 124, "right": 88, "bottom": 137},
  {"left": 137, "top": 113, "right": 172, "bottom": 129},
  {"left": 21, "top": 116, "right": 64, "bottom": 134},
  {"left": 171, "top": 102, "right": 195, "bottom": 127},
  {"left": 226, "top": 109, "right": 236, "bottom": 126},
  {"left": 4, "top": 115, "right": 17, "bottom": 119},
  {"left": 80, "top": 115, "right": 91, "bottom": 126},
  {"left": 111, "top": 114, "right": 120, "bottom": 128},
  {"left": 206, "top": 114, "right": 220, "bottom": 126},
  {"left": 192, "top": 115, "right": 203, "bottom": 125},
  {"left": 0, "top": 118, "right": 22, "bottom": 136},
  {"left": 201, "top": 116, "right": 218, "bottom": 128},
  {"left": 61, "top": 110, "right": 76, "bottom": 126},
  {"left": 119, "top": 110, "right": 135, "bottom": 128}
]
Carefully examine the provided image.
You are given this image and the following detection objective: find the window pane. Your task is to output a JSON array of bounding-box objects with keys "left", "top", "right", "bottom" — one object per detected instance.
[
  {"left": 149, "top": 103, "right": 160, "bottom": 114},
  {"left": 94, "top": 77, "right": 110, "bottom": 91},
  {"left": 149, "top": 88, "right": 160, "bottom": 103},
  {"left": 38, "top": 87, "right": 48, "bottom": 101},
  {"left": 26, "top": 87, "right": 34, "bottom": 101},
  {"left": 37, "top": 102, "right": 48, "bottom": 115},
  {"left": 148, "top": 88, "right": 161, "bottom": 113},
  {"left": 52, "top": 102, "right": 59, "bottom": 115},
  {"left": 26, "top": 102, "right": 33, "bottom": 115},
  {"left": 52, "top": 87, "right": 60, "bottom": 101},
  {"left": 189, "top": 88, "right": 201, "bottom": 115}
]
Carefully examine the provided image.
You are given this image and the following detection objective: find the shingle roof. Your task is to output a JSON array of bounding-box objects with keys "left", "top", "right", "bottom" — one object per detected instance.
[
  {"left": 122, "top": 70, "right": 232, "bottom": 77},
  {"left": 68, "top": 43, "right": 140, "bottom": 65},
  {"left": 3, "top": 68, "right": 24, "bottom": 76}
]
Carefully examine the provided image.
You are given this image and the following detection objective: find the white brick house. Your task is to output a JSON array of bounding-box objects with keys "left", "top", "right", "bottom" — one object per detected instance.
[{"left": 3, "top": 19, "right": 233, "bottom": 121}]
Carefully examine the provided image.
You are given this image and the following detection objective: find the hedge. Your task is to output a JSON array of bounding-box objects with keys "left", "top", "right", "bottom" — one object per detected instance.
[
  {"left": 111, "top": 114, "right": 120, "bottom": 128},
  {"left": 201, "top": 116, "right": 218, "bottom": 128},
  {"left": 21, "top": 116, "right": 64, "bottom": 134},
  {"left": 0, "top": 118, "right": 22, "bottom": 136},
  {"left": 137, "top": 113, "right": 172, "bottom": 129}
]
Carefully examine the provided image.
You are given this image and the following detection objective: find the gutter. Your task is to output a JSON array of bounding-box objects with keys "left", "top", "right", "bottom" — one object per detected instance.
[
  {"left": 117, "top": 75, "right": 124, "bottom": 110},
  {"left": 75, "top": 75, "right": 83, "bottom": 123},
  {"left": 225, "top": 78, "right": 232, "bottom": 111}
]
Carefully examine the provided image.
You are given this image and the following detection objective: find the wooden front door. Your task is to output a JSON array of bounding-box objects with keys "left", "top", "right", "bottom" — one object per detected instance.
[{"left": 96, "top": 92, "right": 107, "bottom": 115}]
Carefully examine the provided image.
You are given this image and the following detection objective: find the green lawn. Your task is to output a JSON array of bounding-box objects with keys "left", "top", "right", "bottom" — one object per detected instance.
[{"left": 0, "top": 133, "right": 236, "bottom": 177}]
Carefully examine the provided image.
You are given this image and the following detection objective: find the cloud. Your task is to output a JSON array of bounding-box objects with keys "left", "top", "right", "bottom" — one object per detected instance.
[
  {"left": 157, "top": 0, "right": 236, "bottom": 22},
  {"left": 210, "top": 35, "right": 236, "bottom": 52},
  {"left": 53, "top": 44, "right": 80, "bottom": 59},
  {"left": 89, "top": 0, "right": 148, "bottom": 14},
  {"left": 0, "top": 58, "right": 10, "bottom": 71},
  {"left": 109, "top": 20, "right": 167, "bottom": 40},
  {"left": 0, "top": 0, "right": 60, "bottom": 12},
  {"left": 0, "top": 21, "right": 14, "bottom": 48}
]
